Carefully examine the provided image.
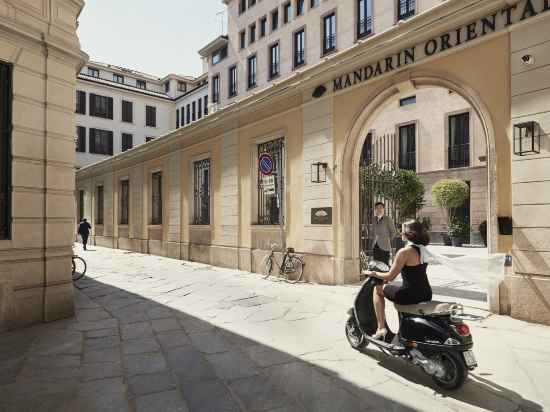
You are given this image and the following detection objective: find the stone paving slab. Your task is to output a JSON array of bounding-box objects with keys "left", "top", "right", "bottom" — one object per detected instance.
[{"left": 0, "top": 244, "right": 548, "bottom": 412}]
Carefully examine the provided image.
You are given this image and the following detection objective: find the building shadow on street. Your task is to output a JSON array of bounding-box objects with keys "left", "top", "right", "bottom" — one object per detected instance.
[{"left": 361, "top": 347, "right": 543, "bottom": 412}]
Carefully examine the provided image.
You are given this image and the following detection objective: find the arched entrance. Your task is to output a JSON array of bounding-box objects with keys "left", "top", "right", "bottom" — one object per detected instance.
[{"left": 337, "top": 72, "right": 499, "bottom": 280}]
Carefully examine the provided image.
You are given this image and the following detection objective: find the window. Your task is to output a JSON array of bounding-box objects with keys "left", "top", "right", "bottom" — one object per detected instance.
[
  {"left": 229, "top": 65, "right": 238, "bottom": 97},
  {"left": 192, "top": 101, "right": 196, "bottom": 121},
  {"left": 296, "top": 0, "right": 305, "bottom": 16},
  {"left": 193, "top": 159, "right": 211, "bottom": 225},
  {"left": 260, "top": 16, "right": 267, "bottom": 37},
  {"left": 89, "top": 128, "right": 113, "bottom": 155},
  {"left": 294, "top": 29, "right": 306, "bottom": 68},
  {"left": 249, "top": 23, "right": 256, "bottom": 44},
  {"left": 271, "top": 9, "right": 279, "bottom": 31},
  {"left": 240, "top": 30, "right": 246, "bottom": 49},
  {"left": 89, "top": 94, "right": 113, "bottom": 119},
  {"left": 398, "top": 0, "right": 415, "bottom": 20},
  {"left": 284, "top": 2, "right": 292, "bottom": 24},
  {"left": 120, "top": 180, "right": 129, "bottom": 225},
  {"left": 247, "top": 55, "right": 257, "bottom": 89},
  {"left": 121, "top": 133, "right": 133, "bottom": 152},
  {"left": 269, "top": 43, "right": 280, "bottom": 79},
  {"left": 146, "top": 136, "right": 155, "bottom": 142},
  {"left": 76, "top": 90, "right": 86, "bottom": 114},
  {"left": 151, "top": 172, "right": 162, "bottom": 225},
  {"left": 323, "top": 13, "right": 336, "bottom": 54},
  {"left": 212, "top": 46, "right": 228, "bottom": 65},
  {"left": 165, "top": 82, "right": 170, "bottom": 93},
  {"left": 398, "top": 124, "right": 416, "bottom": 171},
  {"left": 357, "top": 0, "right": 373, "bottom": 39},
  {"left": 113, "top": 73, "right": 124, "bottom": 84},
  {"left": 258, "top": 138, "right": 284, "bottom": 225},
  {"left": 137, "top": 79, "right": 146, "bottom": 90},
  {"left": 310, "top": 0, "right": 320, "bottom": 8},
  {"left": 122, "top": 100, "right": 133, "bottom": 123},
  {"left": 198, "top": 99, "right": 203, "bottom": 119},
  {"left": 88, "top": 67, "right": 99, "bottom": 77},
  {"left": 448, "top": 112, "right": 470, "bottom": 168},
  {"left": 76, "top": 126, "right": 86, "bottom": 153},
  {"left": 176, "top": 109, "right": 180, "bottom": 128},
  {"left": 204, "top": 96, "right": 209, "bottom": 115},
  {"left": 248, "top": 0, "right": 256, "bottom": 6},
  {"left": 239, "top": 0, "right": 246, "bottom": 14},
  {"left": 0, "top": 63, "right": 11, "bottom": 240},
  {"left": 454, "top": 181, "right": 471, "bottom": 226},
  {"left": 146, "top": 105, "right": 156, "bottom": 127},
  {"left": 78, "top": 190, "right": 84, "bottom": 222},
  {"left": 186, "top": 104, "right": 191, "bottom": 123},
  {"left": 399, "top": 95, "right": 416, "bottom": 106},
  {"left": 212, "top": 75, "right": 220, "bottom": 104},
  {"left": 178, "top": 81, "right": 186, "bottom": 92},
  {"left": 181, "top": 107, "right": 185, "bottom": 126},
  {"left": 96, "top": 186, "right": 104, "bottom": 225}
]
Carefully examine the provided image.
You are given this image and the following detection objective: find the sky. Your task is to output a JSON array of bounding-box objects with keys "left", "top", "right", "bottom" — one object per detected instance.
[{"left": 77, "top": 1, "right": 227, "bottom": 78}]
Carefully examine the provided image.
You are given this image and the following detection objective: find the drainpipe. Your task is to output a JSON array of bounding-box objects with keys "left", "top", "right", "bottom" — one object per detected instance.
[{"left": 41, "top": 32, "right": 48, "bottom": 323}]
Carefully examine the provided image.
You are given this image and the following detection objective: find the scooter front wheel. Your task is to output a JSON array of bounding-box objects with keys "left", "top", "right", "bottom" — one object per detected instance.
[
  {"left": 430, "top": 351, "right": 468, "bottom": 390},
  {"left": 345, "top": 316, "right": 368, "bottom": 350}
]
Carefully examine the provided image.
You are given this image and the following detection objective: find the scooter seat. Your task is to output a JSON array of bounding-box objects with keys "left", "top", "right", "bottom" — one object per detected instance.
[{"left": 394, "top": 301, "right": 459, "bottom": 316}]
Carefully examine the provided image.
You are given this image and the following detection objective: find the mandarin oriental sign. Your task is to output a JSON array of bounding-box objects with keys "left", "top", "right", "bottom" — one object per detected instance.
[{"left": 332, "top": 0, "right": 550, "bottom": 93}]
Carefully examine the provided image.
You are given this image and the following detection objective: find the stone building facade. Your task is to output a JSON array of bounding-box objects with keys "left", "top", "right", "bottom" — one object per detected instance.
[
  {"left": 77, "top": 0, "right": 550, "bottom": 325},
  {"left": 0, "top": 0, "right": 87, "bottom": 331}
]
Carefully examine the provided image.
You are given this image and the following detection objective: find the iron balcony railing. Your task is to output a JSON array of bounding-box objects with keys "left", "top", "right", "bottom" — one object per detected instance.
[
  {"left": 357, "top": 16, "right": 373, "bottom": 39},
  {"left": 398, "top": 0, "right": 415, "bottom": 20},
  {"left": 270, "top": 62, "right": 280, "bottom": 78},
  {"left": 294, "top": 51, "right": 305, "bottom": 67},
  {"left": 324, "top": 34, "right": 336, "bottom": 54},
  {"left": 399, "top": 151, "right": 416, "bottom": 171},
  {"left": 448, "top": 143, "right": 470, "bottom": 169}
]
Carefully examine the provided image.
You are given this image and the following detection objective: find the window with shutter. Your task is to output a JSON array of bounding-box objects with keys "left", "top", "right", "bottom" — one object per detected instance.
[
  {"left": 76, "top": 126, "right": 86, "bottom": 152},
  {"left": 90, "top": 94, "right": 113, "bottom": 119},
  {"left": 120, "top": 180, "right": 130, "bottom": 225},
  {"left": 121, "top": 133, "right": 133, "bottom": 152},
  {"left": 151, "top": 172, "right": 162, "bottom": 225},
  {"left": 76, "top": 90, "right": 86, "bottom": 114},
  {"left": 146, "top": 106, "right": 157, "bottom": 127},
  {"left": 122, "top": 100, "right": 133, "bottom": 123},
  {"left": 89, "top": 128, "right": 113, "bottom": 155},
  {"left": 0, "top": 63, "right": 12, "bottom": 240}
]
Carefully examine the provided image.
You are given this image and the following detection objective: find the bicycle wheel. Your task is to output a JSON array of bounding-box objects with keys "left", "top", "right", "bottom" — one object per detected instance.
[
  {"left": 262, "top": 255, "right": 274, "bottom": 279},
  {"left": 72, "top": 256, "right": 87, "bottom": 282},
  {"left": 284, "top": 256, "right": 304, "bottom": 284}
]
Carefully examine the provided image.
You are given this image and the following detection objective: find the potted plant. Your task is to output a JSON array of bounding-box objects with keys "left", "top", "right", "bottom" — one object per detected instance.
[
  {"left": 479, "top": 220, "right": 488, "bottom": 247},
  {"left": 448, "top": 219, "right": 470, "bottom": 247},
  {"left": 432, "top": 179, "right": 470, "bottom": 247}
]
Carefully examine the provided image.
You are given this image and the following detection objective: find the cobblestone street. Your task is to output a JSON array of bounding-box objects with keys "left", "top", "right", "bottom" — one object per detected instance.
[{"left": 1, "top": 245, "right": 549, "bottom": 412}]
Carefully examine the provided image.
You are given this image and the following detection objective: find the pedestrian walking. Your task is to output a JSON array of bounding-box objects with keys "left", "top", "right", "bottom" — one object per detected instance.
[
  {"left": 77, "top": 218, "right": 92, "bottom": 250},
  {"left": 372, "top": 202, "right": 396, "bottom": 265}
]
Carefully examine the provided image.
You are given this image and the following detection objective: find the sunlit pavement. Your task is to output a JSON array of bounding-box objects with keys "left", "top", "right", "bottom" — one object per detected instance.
[{"left": 0, "top": 245, "right": 548, "bottom": 412}]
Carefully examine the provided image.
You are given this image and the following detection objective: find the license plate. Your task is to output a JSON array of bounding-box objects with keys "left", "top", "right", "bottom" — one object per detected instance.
[{"left": 463, "top": 350, "right": 477, "bottom": 367}]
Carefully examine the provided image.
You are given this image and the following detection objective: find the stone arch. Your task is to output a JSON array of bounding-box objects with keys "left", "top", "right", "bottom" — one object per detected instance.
[{"left": 336, "top": 71, "right": 499, "bottom": 281}]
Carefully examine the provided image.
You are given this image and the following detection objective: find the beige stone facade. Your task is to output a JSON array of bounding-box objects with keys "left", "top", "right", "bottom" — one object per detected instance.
[
  {"left": 77, "top": 0, "right": 550, "bottom": 324},
  {"left": 0, "top": 0, "right": 88, "bottom": 331}
]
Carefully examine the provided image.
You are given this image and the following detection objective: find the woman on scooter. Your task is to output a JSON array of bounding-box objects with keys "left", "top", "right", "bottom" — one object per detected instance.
[{"left": 365, "top": 219, "right": 432, "bottom": 340}]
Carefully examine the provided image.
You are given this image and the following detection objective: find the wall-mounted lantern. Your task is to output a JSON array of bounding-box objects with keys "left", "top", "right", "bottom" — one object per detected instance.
[
  {"left": 514, "top": 121, "right": 540, "bottom": 156},
  {"left": 311, "top": 162, "right": 328, "bottom": 183}
]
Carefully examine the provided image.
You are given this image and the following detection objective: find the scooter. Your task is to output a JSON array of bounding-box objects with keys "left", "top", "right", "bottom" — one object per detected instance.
[{"left": 345, "top": 260, "right": 477, "bottom": 390}]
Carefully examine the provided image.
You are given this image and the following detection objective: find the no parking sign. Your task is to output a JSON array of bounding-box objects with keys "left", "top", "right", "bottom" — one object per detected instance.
[{"left": 259, "top": 153, "right": 274, "bottom": 176}]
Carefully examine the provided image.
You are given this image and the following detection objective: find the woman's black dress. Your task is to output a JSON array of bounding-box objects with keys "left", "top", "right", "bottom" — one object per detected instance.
[{"left": 383, "top": 246, "right": 432, "bottom": 305}]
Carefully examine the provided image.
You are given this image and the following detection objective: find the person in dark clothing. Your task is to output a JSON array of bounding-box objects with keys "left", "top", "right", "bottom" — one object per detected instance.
[
  {"left": 371, "top": 202, "right": 396, "bottom": 265},
  {"left": 78, "top": 218, "right": 92, "bottom": 250},
  {"left": 365, "top": 220, "right": 432, "bottom": 340}
]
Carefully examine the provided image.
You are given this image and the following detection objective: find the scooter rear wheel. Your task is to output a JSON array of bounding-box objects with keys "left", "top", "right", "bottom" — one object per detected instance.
[
  {"left": 345, "top": 316, "right": 368, "bottom": 350},
  {"left": 430, "top": 351, "right": 468, "bottom": 390}
]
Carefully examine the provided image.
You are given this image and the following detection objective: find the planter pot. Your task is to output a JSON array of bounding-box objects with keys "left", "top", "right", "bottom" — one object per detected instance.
[
  {"left": 451, "top": 237, "right": 464, "bottom": 247},
  {"left": 442, "top": 234, "right": 452, "bottom": 246}
]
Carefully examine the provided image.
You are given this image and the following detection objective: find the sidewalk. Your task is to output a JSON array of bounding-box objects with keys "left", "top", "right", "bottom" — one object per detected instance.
[{"left": 0, "top": 245, "right": 548, "bottom": 412}]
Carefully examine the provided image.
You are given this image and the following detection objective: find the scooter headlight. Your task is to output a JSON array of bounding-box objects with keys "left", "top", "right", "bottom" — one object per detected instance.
[{"left": 444, "top": 337, "right": 460, "bottom": 345}]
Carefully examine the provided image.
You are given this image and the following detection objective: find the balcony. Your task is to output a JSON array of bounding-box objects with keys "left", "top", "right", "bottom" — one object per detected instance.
[
  {"left": 357, "top": 16, "right": 373, "bottom": 39},
  {"left": 448, "top": 143, "right": 470, "bottom": 169}
]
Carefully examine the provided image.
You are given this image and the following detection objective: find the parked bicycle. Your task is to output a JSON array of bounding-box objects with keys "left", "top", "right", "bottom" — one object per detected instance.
[
  {"left": 72, "top": 253, "right": 87, "bottom": 282},
  {"left": 263, "top": 243, "right": 304, "bottom": 283}
]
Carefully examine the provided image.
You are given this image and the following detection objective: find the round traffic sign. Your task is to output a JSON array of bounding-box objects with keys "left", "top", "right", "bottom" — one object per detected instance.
[{"left": 259, "top": 153, "right": 274, "bottom": 176}]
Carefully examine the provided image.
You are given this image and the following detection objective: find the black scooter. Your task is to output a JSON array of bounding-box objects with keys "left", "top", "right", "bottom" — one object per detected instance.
[{"left": 345, "top": 260, "right": 477, "bottom": 390}]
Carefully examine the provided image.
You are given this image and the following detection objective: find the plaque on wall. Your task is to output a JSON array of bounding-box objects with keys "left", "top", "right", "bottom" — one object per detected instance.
[{"left": 311, "top": 207, "right": 332, "bottom": 225}]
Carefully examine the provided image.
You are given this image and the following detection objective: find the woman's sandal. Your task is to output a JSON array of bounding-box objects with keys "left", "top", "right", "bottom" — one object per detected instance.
[{"left": 371, "top": 328, "right": 387, "bottom": 340}]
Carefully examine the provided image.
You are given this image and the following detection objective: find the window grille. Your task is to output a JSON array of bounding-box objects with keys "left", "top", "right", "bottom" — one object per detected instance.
[
  {"left": 151, "top": 172, "right": 162, "bottom": 225},
  {"left": 76, "top": 126, "right": 86, "bottom": 153},
  {"left": 96, "top": 186, "right": 104, "bottom": 225},
  {"left": 398, "top": 124, "right": 416, "bottom": 171},
  {"left": 120, "top": 180, "right": 129, "bottom": 225},
  {"left": 257, "top": 138, "right": 284, "bottom": 225},
  {"left": 357, "top": 0, "right": 373, "bottom": 40},
  {"left": 398, "top": 0, "right": 415, "bottom": 20},
  {"left": 193, "top": 159, "right": 211, "bottom": 225},
  {"left": 448, "top": 112, "right": 470, "bottom": 169},
  {"left": 0, "top": 62, "right": 12, "bottom": 240}
]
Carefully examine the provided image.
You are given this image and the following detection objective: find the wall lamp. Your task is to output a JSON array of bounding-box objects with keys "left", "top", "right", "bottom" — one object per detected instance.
[
  {"left": 513, "top": 121, "right": 540, "bottom": 156},
  {"left": 311, "top": 162, "right": 328, "bottom": 183}
]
